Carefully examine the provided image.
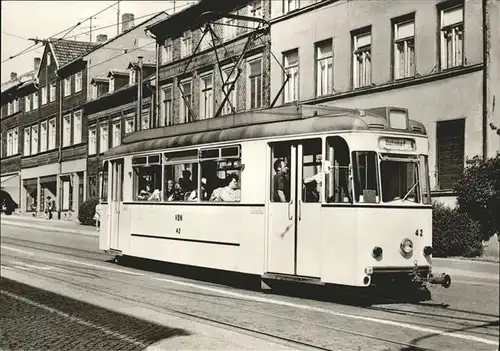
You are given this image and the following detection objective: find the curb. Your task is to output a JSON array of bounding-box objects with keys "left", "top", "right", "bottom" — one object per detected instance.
[{"left": 1, "top": 221, "right": 99, "bottom": 238}]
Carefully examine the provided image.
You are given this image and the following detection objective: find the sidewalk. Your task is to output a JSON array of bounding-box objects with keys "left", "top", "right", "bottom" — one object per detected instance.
[{"left": 0, "top": 213, "right": 98, "bottom": 237}]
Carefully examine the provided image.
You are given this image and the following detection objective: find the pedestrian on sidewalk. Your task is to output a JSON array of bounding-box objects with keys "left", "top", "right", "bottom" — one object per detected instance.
[
  {"left": 45, "top": 196, "right": 55, "bottom": 220},
  {"left": 93, "top": 203, "right": 101, "bottom": 231}
]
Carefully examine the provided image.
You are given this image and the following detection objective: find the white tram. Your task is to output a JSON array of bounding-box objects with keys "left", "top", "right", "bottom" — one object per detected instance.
[{"left": 99, "top": 104, "right": 450, "bottom": 291}]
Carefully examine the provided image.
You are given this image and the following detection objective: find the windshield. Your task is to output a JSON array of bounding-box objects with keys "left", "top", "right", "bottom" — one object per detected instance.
[{"left": 380, "top": 156, "right": 420, "bottom": 203}]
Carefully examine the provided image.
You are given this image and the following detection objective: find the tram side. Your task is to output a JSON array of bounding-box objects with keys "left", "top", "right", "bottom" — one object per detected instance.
[{"left": 99, "top": 140, "right": 270, "bottom": 275}]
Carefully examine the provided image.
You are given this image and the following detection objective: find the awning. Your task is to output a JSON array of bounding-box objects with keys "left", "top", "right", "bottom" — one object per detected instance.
[{"left": 1, "top": 174, "right": 20, "bottom": 206}]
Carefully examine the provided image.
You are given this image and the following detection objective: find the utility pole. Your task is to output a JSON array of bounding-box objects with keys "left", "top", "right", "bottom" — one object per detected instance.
[
  {"left": 90, "top": 16, "right": 93, "bottom": 42},
  {"left": 117, "top": 1, "right": 120, "bottom": 36},
  {"left": 136, "top": 56, "right": 143, "bottom": 132}
]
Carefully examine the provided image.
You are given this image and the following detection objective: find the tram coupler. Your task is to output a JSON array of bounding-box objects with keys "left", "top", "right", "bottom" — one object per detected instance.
[{"left": 412, "top": 273, "right": 451, "bottom": 288}]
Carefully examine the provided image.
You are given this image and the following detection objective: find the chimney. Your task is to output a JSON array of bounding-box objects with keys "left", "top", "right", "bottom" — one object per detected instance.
[
  {"left": 10, "top": 72, "right": 17, "bottom": 81},
  {"left": 121, "top": 13, "right": 135, "bottom": 33},
  {"left": 34, "top": 57, "right": 41, "bottom": 71},
  {"left": 96, "top": 34, "right": 108, "bottom": 43}
]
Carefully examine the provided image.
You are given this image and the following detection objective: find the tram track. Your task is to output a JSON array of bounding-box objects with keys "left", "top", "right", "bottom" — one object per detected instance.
[
  {"left": 1, "top": 254, "right": 433, "bottom": 351},
  {"left": 1, "top": 238, "right": 498, "bottom": 349}
]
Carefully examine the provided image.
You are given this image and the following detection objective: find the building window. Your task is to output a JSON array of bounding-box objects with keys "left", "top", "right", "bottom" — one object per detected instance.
[
  {"left": 63, "top": 114, "right": 71, "bottom": 147},
  {"left": 125, "top": 118, "right": 134, "bottom": 134},
  {"left": 283, "top": 0, "right": 299, "bottom": 14},
  {"left": 283, "top": 50, "right": 299, "bottom": 103},
  {"left": 316, "top": 40, "right": 333, "bottom": 96},
  {"left": 47, "top": 52, "right": 51, "bottom": 66},
  {"left": 179, "top": 79, "right": 192, "bottom": 123},
  {"left": 224, "top": 15, "right": 237, "bottom": 41},
  {"left": 394, "top": 18, "right": 415, "bottom": 79},
  {"left": 75, "top": 72, "right": 83, "bottom": 92},
  {"left": 41, "top": 86, "right": 47, "bottom": 105},
  {"left": 163, "top": 38, "right": 173, "bottom": 63},
  {"left": 48, "top": 118, "right": 56, "bottom": 150},
  {"left": 161, "top": 85, "right": 173, "bottom": 126},
  {"left": 129, "top": 70, "right": 136, "bottom": 85},
  {"left": 24, "top": 127, "right": 30, "bottom": 156},
  {"left": 221, "top": 66, "right": 238, "bottom": 115},
  {"left": 112, "top": 120, "right": 121, "bottom": 147},
  {"left": 88, "top": 127, "right": 97, "bottom": 155},
  {"left": 181, "top": 31, "right": 192, "bottom": 58},
  {"left": 64, "top": 77, "right": 71, "bottom": 97},
  {"left": 50, "top": 82, "right": 56, "bottom": 102},
  {"left": 31, "top": 125, "right": 38, "bottom": 155},
  {"left": 32, "top": 92, "right": 38, "bottom": 109},
  {"left": 200, "top": 74, "right": 213, "bottom": 119},
  {"left": 141, "top": 109, "right": 150, "bottom": 130},
  {"left": 248, "top": 58, "right": 262, "bottom": 109},
  {"left": 40, "top": 121, "right": 47, "bottom": 152},
  {"left": 353, "top": 30, "right": 372, "bottom": 88},
  {"left": 249, "top": 0, "right": 263, "bottom": 28},
  {"left": 109, "top": 77, "right": 115, "bottom": 93},
  {"left": 7, "top": 102, "right": 12, "bottom": 115},
  {"left": 6, "top": 128, "right": 18, "bottom": 156},
  {"left": 99, "top": 124, "right": 108, "bottom": 153},
  {"left": 440, "top": 4, "right": 463, "bottom": 70},
  {"left": 13, "top": 99, "right": 19, "bottom": 113},
  {"left": 25, "top": 95, "right": 31, "bottom": 112},
  {"left": 73, "top": 110, "right": 82, "bottom": 144},
  {"left": 436, "top": 119, "right": 465, "bottom": 190}
]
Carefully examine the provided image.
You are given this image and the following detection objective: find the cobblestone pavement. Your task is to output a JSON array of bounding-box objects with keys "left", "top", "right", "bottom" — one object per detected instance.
[{"left": 0, "top": 277, "right": 189, "bottom": 351}]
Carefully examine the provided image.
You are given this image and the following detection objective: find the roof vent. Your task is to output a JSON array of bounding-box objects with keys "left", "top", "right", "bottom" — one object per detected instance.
[
  {"left": 10, "top": 72, "right": 17, "bottom": 81},
  {"left": 122, "top": 13, "right": 135, "bottom": 33},
  {"left": 96, "top": 34, "right": 108, "bottom": 43}
]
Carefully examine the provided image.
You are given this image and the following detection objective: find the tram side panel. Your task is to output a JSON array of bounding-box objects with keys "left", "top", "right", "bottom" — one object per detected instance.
[{"left": 98, "top": 204, "right": 110, "bottom": 251}]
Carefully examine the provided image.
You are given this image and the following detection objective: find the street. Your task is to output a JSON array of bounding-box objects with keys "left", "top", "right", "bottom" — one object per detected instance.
[{"left": 1, "top": 223, "right": 499, "bottom": 351}]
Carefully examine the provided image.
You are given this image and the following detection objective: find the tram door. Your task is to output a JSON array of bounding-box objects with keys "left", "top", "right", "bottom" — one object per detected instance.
[
  {"left": 267, "top": 139, "right": 323, "bottom": 278},
  {"left": 109, "top": 159, "right": 124, "bottom": 250}
]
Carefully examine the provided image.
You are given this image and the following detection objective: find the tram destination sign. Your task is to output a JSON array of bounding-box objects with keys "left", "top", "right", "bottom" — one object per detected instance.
[{"left": 379, "top": 137, "right": 415, "bottom": 151}]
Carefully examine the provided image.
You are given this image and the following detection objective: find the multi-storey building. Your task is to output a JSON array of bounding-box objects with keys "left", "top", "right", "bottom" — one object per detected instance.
[
  {"left": 58, "top": 12, "right": 167, "bottom": 201},
  {"left": 19, "top": 39, "right": 97, "bottom": 218},
  {"left": 1, "top": 63, "right": 39, "bottom": 209},
  {"left": 146, "top": 0, "right": 272, "bottom": 128},
  {"left": 269, "top": 0, "right": 499, "bottom": 206}
]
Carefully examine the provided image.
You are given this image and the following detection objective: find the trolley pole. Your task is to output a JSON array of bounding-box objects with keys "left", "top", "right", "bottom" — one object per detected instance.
[{"left": 136, "top": 56, "right": 143, "bottom": 132}]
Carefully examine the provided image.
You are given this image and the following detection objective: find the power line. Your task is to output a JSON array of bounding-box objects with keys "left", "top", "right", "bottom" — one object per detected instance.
[{"left": 2, "top": 31, "right": 30, "bottom": 41}]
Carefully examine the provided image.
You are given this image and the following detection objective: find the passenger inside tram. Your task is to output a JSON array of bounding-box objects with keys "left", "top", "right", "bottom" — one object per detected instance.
[
  {"left": 273, "top": 158, "right": 289, "bottom": 202},
  {"left": 137, "top": 185, "right": 152, "bottom": 200},
  {"left": 209, "top": 173, "right": 241, "bottom": 202}
]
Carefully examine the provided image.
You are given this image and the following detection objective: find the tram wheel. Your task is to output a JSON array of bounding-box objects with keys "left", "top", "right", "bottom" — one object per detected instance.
[{"left": 114, "top": 255, "right": 121, "bottom": 264}]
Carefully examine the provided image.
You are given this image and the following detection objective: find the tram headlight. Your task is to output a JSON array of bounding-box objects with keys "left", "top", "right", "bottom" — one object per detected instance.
[
  {"left": 372, "top": 246, "right": 383, "bottom": 259},
  {"left": 423, "top": 246, "right": 433, "bottom": 256},
  {"left": 400, "top": 238, "right": 413, "bottom": 258}
]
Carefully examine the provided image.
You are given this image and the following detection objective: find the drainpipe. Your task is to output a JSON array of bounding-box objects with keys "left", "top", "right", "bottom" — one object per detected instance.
[
  {"left": 57, "top": 74, "right": 63, "bottom": 219},
  {"left": 482, "top": 0, "right": 492, "bottom": 161},
  {"left": 136, "top": 56, "right": 143, "bottom": 132},
  {"left": 155, "top": 42, "right": 160, "bottom": 128}
]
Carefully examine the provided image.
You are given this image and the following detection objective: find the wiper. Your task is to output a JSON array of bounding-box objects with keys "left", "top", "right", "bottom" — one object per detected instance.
[{"left": 402, "top": 180, "right": 419, "bottom": 202}]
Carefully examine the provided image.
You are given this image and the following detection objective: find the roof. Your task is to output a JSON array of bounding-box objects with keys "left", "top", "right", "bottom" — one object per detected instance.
[
  {"left": 49, "top": 39, "right": 98, "bottom": 67},
  {"left": 104, "top": 105, "right": 427, "bottom": 158},
  {"left": 58, "top": 11, "right": 168, "bottom": 71},
  {"left": 90, "top": 77, "right": 109, "bottom": 84},
  {"left": 127, "top": 61, "right": 156, "bottom": 70},
  {"left": 107, "top": 69, "right": 129, "bottom": 78}
]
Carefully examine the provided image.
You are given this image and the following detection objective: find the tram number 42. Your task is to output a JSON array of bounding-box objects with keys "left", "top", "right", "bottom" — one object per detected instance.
[
  {"left": 175, "top": 214, "right": 183, "bottom": 234},
  {"left": 415, "top": 229, "right": 423, "bottom": 237}
]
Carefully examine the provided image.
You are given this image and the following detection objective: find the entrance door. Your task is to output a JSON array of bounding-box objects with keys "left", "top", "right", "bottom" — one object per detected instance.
[
  {"left": 109, "top": 159, "right": 123, "bottom": 250},
  {"left": 267, "top": 139, "right": 323, "bottom": 278}
]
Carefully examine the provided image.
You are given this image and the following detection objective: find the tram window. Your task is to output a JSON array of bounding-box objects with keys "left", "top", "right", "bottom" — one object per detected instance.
[
  {"left": 100, "top": 161, "right": 108, "bottom": 202},
  {"left": 133, "top": 155, "right": 162, "bottom": 201},
  {"left": 420, "top": 155, "right": 431, "bottom": 204},
  {"left": 270, "top": 144, "right": 290, "bottom": 203},
  {"left": 164, "top": 163, "right": 198, "bottom": 201},
  {"left": 201, "top": 145, "right": 242, "bottom": 202},
  {"left": 325, "top": 137, "right": 352, "bottom": 203},
  {"left": 302, "top": 139, "right": 322, "bottom": 203},
  {"left": 352, "top": 151, "right": 379, "bottom": 203},
  {"left": 380, "top": 158, "right": 421, "bottom": 203}
]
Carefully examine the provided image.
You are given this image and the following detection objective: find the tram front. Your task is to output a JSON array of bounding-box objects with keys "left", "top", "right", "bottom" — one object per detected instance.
[{"left": 322, "top": 131, "right": 451, "bottom": 292}]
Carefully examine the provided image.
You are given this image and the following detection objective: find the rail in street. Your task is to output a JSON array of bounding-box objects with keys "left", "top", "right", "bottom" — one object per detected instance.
[{"left": 1, "top": 223, "right": 499, "bottom": 351}]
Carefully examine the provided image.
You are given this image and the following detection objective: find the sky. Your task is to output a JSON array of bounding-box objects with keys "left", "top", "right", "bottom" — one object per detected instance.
[{"left": 1, "top": 1, "right": 197, "bottom": 83}]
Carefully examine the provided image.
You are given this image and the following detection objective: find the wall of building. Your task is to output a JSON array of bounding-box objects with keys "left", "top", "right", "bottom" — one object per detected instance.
[
  {"left": 270, "top": 0, "right": 483, "bottom": 102},
  {"left": 487, "top": 0, "right": 500, "bottom": 158}
]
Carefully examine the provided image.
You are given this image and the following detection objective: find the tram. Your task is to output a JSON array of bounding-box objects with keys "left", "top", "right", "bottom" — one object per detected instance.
[{"left": 99, "top": 104, "right": 451, "bottom": 292}]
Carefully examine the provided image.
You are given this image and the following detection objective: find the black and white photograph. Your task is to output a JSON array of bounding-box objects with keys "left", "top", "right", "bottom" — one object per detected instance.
[{"left": 1, "top": 0, "right": 499, "bottom": 350}]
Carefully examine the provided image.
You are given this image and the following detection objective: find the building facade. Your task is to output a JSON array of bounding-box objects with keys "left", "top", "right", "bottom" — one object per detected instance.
[
  {"left": 269, "top": 0, "right": 499, "bottom": 206},
  {"left": 147, "top": 0, "right": 272, "bottom": 129}
]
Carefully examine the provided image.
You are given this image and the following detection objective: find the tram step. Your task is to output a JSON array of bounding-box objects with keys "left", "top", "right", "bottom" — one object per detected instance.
[{"left": 262, "top": 273, "right": 324, "bottom": 285}]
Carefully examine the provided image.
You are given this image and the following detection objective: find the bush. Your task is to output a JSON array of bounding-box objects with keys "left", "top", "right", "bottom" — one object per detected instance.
[
  {"left": 432, "top": 202, "right": 483, "bottom": 257},
  {"left": 454, "top": 154, "right": 500, "bottom": 241},
  {"left": 78, "top": 197, "right": 99, "bottom": 226}
]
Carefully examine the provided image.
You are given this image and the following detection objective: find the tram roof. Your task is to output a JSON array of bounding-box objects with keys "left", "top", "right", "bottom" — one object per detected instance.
[{"left": 104, "top": 104, "right": 427, "bottom": 158}]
